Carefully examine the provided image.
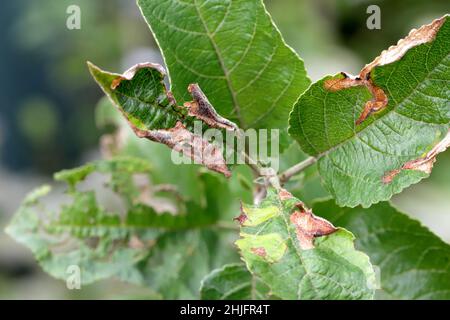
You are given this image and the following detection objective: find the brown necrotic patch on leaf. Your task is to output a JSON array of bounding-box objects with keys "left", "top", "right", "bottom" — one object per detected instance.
[
  {"left": 323, "top": 72, "right": 362, "bottom": 92},
  {"left": 355, "top": 80, "right": 388, "bottom": 125},
  {"left": 99, "top": 127, "right": 128, "bottom": 159},
  {"left": 324, "top": 73, "right": 388, "bottom": 126},
  {"left": 128, "top": 235, "right": 145, "bottom": 250},
  {"left": 251, "top": 247, "right": 267, "bottom": 258},
  {"left": 381, "top": 168, "right": 401, "bottom": 185},
  {"left": 185, "top": 84, "right": 238, "bottom": 131},
  {"left": 136, "top": 121, "right": 231, "bottom": 177},
  {"left": 383, "top": 129, "right": 450, "bottom": 184},
  {"left": 134, "top": 181, "right": 181, "bottom": 214},
  {"left": 324, "top": 15, "right": 446, "bottom": 126},
  {"left": 234, "top": 202, "right": 248, "bottom": 225},
  {"left": 278, "top": 188, "right": 293, "bottom": 201},
  {"left": 289, "top": 202, "right": 337, "bottom": 250}
]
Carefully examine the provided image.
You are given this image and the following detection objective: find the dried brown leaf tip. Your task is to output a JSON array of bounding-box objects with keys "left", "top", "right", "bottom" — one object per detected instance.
[
  {"left": 383, "top": 129, "right": 450, "bottom": 184},
  {"left": 135, "top": 121, "right": 231, "bottom": 177},
  {"left": 324, "top": 15, "right": 446, "bottom": 125},
  {"left": 233, "top": 202, "right": 248, "bottom": 225},
  {"left": 185, "top": 84, "right": 238, "bottom": 131},
  {"left": 289, "top": 202, "right": 337, "bottom": 250}
]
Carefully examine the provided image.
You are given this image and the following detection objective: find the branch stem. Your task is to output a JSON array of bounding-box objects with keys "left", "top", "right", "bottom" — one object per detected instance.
[{"left": 279, "top": 156, "right": 317, "bottom": 184}]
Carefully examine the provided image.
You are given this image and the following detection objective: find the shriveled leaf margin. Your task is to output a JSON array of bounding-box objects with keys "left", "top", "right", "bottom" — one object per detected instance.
[{"left": 288, "top": 15, "right": 450, "bottom": 207}]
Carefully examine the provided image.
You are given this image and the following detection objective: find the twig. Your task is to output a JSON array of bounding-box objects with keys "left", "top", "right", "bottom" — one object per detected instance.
[
  {"left": 279, "top": 156, "right": 317, "bottom": 184},
  {"left": 241, "top": 151, "right": 263, "bottom": 176},
  {"left": 235, "top": 129, "right": 281, "bottom": 202}
]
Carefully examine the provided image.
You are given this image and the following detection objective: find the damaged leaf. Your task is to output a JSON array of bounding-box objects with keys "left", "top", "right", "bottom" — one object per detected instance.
[
  {"left": 314, "top": 199, "right": 450, "bottom": 299},
  {"left": 289, "top": 202, "right": 337, "bottom": 250},
  {"left": 289, "top": 15, "right": 450, "bottom": 207},
  {"left": 323, "top": 72, "right": 388, "bottom": 126},
  {"left": 235, "top": 188, "right": 376, "bottom": 299},
  {"left": 200, "top": 263, "right": 273, "bottom": 300},
  {"left": 5, "top": 157, "right": 241, "bottom": 298},
  {"left": 137, "top": 0, "right": 311, "bottom": 149},
  {"left": 383, "top": 129, "right": 450, "bottom": 183},
  {"left": 88, "top": 62, "right": 236, "bottom": 177}
]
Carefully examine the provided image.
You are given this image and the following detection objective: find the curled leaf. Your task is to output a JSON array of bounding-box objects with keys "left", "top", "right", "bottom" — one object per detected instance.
[
  {"left": 185, "top": 84, "right": 238, "bottom": 131},
  {"left": 88, "top": 62, "right": 237, "bottom": 177}
]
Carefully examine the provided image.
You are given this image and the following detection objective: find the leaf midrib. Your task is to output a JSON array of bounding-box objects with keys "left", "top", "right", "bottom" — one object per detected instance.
[
  {"left": 193, "top": 0, "right": 244, "bottom": 128},
  {"left": 50, "top": 219, "right": 227, "bottom": 232}
]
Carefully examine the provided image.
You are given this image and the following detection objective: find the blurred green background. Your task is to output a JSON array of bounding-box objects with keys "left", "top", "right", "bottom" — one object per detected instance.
[{"left": 0, "top": 0, "right": 448, "bottom": 299}]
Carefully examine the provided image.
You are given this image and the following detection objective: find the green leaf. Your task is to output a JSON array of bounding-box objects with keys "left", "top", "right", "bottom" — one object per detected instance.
[
  {"left": 137, "top": 0, "right": 310, "bottom": 146},
  {"left": 88, "top": 62, "right": 186, "bottom": 131},
  {"left": 88, "top": 62, "right": 236, "bottom": 177},
  {"left": 5, "top": 157, "right": 243, "bottom": 298},
  {"left": 137, "top": 230, "right": 239, "bottom": 299},
  {"left": 235, "top": 188, "right": 376, "bottom": 300},
  {"left": 5, "top": 186, "right": 149, "bottom": 285},
  {"left": 288, "top": 15, "right": 450, "bottom": 207},
  {"left": 200, "top": 263, "right": 272, "bottom": 300},
  {"left": 313, "top": 199, "right": 450, "bottom": 300}
]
